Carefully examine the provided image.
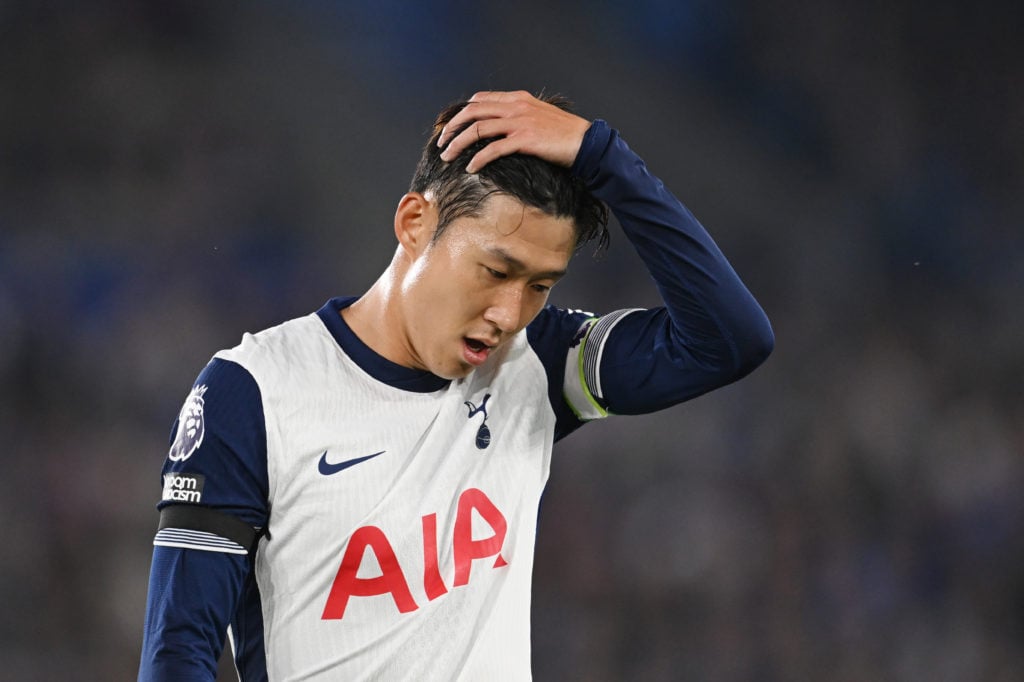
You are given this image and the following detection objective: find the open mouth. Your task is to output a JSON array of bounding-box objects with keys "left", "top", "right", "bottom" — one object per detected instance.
[{"left": 462, "top": 337, "right": 493, "bottom": 366}]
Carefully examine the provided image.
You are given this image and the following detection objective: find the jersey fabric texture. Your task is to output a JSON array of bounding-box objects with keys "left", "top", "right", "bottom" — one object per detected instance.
[{"left": 139, "top": 120, "right": 774, "bottom": 681}]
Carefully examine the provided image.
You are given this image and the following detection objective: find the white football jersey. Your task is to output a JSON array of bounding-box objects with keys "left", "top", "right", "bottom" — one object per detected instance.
[
  {"left": 219, "top": 306, "right": 554, "bottom": 680},
  {"left": 143, "top": 118, "right": 774, "bottom": 681},
  {"left": 152, "top": 296, "right": 639, "bottom": 680}
]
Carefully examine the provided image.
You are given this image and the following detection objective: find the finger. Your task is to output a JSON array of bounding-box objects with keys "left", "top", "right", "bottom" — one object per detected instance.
[
  {"left": 440, "top": 118, "right": 514, "bottom": 162},
  {"left": 436, "top": 93, "right": 533, "bottom": 148},
  {"left": 466, "top": 91, "right": 502, "bottom": 103},
  {"left": 437, "top": 101, "right": 509, "bottom": 149},
  {"left": 468, "top": 90, "right": 528, "bottom": 104},
  {"left": 465, "top": 135, "right": 523, "bottom": 174},
  {"left": 440, "top": 121, "right": 488, "bottom": 162}
]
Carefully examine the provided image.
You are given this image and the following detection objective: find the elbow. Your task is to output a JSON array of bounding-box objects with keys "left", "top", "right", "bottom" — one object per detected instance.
[{"left": 731, "top": 310, "right": 774, "bottom": 378}]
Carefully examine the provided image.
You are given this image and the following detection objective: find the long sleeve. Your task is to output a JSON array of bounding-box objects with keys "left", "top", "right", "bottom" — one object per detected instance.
[
  {"left": 569, "top": 120, "right": 774, "bottom": 415},
  {"left": 139, "top": 358, "right": 270, "bottom": 680},
  {"left": 139, "top": 547, "right": 250, "bottom": 681}
]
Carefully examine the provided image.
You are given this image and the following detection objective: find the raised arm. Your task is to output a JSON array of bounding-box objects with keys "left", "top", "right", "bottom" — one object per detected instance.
[
  {"left": 437, "top": 89, "right": 590, "bottom": 172},
  {"left": 571, "top": 120, "right": 774, "bottom": 414},
  {"left": 439, "top": 91, "right": 773, "bottom": 418}
]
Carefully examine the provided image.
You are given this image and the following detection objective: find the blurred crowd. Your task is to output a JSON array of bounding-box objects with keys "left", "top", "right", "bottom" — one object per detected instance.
[{"left": 1, "top": 1, "right": 1021, "bottom": 680}]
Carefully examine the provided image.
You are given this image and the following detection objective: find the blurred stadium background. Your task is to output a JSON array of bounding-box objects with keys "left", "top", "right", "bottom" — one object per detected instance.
[{"left": 1, "top": 1, "right": 1022, "bottom": 679}]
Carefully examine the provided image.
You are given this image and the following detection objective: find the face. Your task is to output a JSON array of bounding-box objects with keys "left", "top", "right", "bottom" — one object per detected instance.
[{"left": 397, "top": 194, "right": 576, "bottom": 379}]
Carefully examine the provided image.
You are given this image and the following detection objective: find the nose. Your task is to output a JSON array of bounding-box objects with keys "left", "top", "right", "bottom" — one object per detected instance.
[{"left": 483, "top": 285, "right": 523, "bottom": 335}]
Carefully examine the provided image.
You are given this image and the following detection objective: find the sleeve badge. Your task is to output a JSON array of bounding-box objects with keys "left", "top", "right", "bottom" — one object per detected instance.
[{"left": 169, "top": 384, "right": 208, "bottom": 462}]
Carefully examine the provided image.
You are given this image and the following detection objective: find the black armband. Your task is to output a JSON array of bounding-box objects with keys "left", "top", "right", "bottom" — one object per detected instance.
[{"left": 157, "top": 504, "right": 260, "bottom": 554}]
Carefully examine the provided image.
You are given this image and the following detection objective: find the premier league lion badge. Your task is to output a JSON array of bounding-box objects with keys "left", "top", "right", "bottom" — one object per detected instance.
[{"left": 169, "top": 384, "right": 208, "bottom": 462}]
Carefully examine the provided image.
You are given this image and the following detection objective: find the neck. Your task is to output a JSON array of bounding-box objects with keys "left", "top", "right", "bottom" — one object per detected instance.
[{"left": 341, "top": 251, "right": 413, "bottom": 368}]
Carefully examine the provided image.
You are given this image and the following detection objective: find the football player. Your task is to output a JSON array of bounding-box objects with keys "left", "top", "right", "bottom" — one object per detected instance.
[{"left": 139, "top": 90, "right": 773, "bottom": 680}]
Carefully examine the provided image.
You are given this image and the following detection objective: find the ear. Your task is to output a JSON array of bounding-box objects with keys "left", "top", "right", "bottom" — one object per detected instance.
[{"left": 394, "top": 192, "right": 437, "bottom": 257}]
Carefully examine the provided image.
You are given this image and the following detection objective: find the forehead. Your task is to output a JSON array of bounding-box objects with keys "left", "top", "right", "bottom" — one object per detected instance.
[{"left": 441, "top": 194, "right": 576, "bottom": 269}]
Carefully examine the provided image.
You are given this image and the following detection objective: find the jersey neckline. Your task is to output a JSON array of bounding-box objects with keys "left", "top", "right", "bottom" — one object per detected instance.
[{"left": 316, "top": 297, "right": 450, "bottom": 393}]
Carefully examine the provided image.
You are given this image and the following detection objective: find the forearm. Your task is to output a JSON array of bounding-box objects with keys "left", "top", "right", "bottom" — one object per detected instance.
[
  {"left": 572, "top": 121, "right": 773, "bottom": 412},
  {"left": 139, "top": 546, "right": 249, "bottom": 681}
]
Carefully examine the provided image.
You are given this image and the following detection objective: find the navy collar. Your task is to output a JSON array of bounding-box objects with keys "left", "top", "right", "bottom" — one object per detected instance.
[{"left": 316, "top": 297, "right": 450, "bottom": 393}]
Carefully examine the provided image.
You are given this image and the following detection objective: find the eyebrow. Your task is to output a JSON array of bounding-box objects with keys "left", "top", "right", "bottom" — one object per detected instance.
[{"left": 485, "top": 247, "right": 567, "bottom": 280}]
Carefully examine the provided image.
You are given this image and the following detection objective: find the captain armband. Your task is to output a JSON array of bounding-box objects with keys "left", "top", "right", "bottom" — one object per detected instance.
[{"left": 562, "top": 308, "right": 642, "bottom": 421}]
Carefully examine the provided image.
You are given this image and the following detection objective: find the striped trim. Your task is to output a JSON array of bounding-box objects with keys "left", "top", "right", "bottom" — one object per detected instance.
[
  {"left": 582, "top": 308, "right": 641, "bottom": 399},
  {"left": 563, "top": 308, "right": 643, "bottom": 421},
  {"left": 154, "top": 527, "right": 249, "bottom": 555}
]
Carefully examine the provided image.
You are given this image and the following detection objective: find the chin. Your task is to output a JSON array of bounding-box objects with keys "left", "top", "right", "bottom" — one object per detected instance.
[
  {"left": 430, "top": 360, "right": 475, "bottom": 381},
  {"left": 439, "top": 366, "right": 474, "bottom": 381}
]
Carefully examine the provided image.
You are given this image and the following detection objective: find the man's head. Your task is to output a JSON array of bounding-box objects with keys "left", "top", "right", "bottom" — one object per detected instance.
[
  {"left": 409, "top": 95, "right": 609, "bottom": 252},
  {"left": 354, "top": 93, "right": 608, "bottom": 380}
]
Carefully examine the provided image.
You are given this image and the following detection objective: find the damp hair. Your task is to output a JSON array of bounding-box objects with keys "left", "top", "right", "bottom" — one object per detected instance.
[{"left": 409, "top": 94, "right": 610, "bottom": 253}]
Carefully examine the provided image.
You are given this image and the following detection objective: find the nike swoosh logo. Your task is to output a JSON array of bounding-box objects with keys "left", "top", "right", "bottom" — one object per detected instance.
[{"left": 318, "top": 450, "right": 385, "bottom": 476}]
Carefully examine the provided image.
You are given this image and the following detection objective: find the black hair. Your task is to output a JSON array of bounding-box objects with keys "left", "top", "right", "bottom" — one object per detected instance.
[{"left": 409, "top": 95, "right": 609, "bottom": 252}]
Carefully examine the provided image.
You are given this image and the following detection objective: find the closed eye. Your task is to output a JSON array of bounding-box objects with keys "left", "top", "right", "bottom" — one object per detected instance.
[{"left": 485, "top": 266, "right": 508, "bottom": 280}]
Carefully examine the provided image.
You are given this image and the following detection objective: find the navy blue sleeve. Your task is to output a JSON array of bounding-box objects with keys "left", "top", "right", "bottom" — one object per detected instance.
[
  {"left": 139, "top": 547, "right": 250, "bottom": 681},
  {"left": 568, "top": 120, "right": 774, "bottom": 414},
  {"left": 139, "top": 358, "right": 269, "bottom": 680},
  {"left": 157, "top": 358, "right": 269, "bottom": 527},
  {"left": 526, "top": 306, "right": 594, "bottom": 441}
]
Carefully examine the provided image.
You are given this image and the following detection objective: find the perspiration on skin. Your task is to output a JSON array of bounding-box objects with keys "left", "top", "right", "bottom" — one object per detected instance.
[
  {"left": 343, "top": 92, "right": 600, "bottom": 382},
  {"left": 139, "top": 89, "right": 774, "bottom": 681},
  {"left": 385, "top": 193, "right": 576, "bottom": 379}
]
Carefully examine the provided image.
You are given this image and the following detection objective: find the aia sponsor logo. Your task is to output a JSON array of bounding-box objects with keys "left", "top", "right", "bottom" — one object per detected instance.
[{"left": 321, "top": 487, "right": 509, "bottom": 620}]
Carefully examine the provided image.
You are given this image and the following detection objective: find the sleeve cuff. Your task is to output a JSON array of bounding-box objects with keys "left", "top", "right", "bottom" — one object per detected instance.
[{"left": 570, "top": 119, "right": 614, "bottom": 184}]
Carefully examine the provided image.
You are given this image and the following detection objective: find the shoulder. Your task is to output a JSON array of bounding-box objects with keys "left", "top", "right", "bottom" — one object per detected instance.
[
  {"left": 215, "top": 310, "right": 330, "bottom": 387},
  {"left": 219, "top": 311, "right": 324, "bottom": 361},
  {"left": 526, "top": 305, "right": 594, "bottom": 348},
  {"left": 522, "top": 305, "right": 599, "bottom": 438}
]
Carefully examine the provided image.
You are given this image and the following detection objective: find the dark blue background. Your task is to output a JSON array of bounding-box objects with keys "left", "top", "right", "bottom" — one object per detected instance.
[{"left": 2, "top": 1, "right": 1021, "bottom": 679}]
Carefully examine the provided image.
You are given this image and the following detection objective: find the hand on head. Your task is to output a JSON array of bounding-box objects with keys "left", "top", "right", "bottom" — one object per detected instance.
[{"left": 437, "top": 91, "right": 591, "bottom": 174}]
